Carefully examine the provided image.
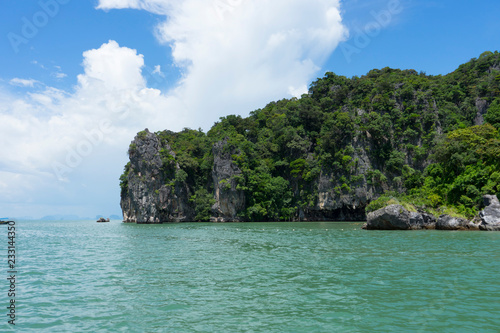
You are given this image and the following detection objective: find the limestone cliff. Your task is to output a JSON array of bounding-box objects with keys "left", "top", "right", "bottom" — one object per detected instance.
[
  {"left": 120, "top": 130, "right": 393, "bottom": 222},
  {"left": 120, "top": 131, "right": 246, "bottom": 223},
  {"left": 120, "top": 129, "right": 194, "bottom": 223},
  {"left": 210, "top": 139, "right": 245, "bottom": 222}
]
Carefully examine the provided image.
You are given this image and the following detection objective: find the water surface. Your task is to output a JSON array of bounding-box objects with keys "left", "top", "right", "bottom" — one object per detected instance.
[{"left": 2, "top": 220, "right": 499, "bottom": 332}]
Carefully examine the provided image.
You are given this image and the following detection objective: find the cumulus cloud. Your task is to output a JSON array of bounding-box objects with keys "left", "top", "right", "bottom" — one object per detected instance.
[
  {"left": 78, "top": 41, "right": 146, "bottom": 90},
  {"left": 97, "top": 0, "right": 347, "bottom": 126}
]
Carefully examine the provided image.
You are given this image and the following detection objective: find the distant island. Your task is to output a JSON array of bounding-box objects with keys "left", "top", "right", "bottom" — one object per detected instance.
[
  {"left": 11, "top": 214, "right": 124, "bottom": 221},
  {"left": 119, "top": 51, "right": 500, "bottom": 225}
]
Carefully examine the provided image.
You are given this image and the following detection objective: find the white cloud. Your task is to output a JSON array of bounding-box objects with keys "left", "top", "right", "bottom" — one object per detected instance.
[
  {"left": 288, "top": 85, "right": 309, "bottom": 98},
  {"left": 97, "top": 0, "right": 172, "bottom": 13},
  {"left": 51, "top": 66, "right": 68, "bottom": 79},
  {"left": 53, "top": 72, "right": 67, "bottom": 79},
  {"left": 97, "top": 0, "right": 348, "bottom": 127},
  {"left": 9, "top": 78, "right": 39, "bottom": 87},
  {"left": 78, "top": 40, "right": 146, "bottom": 90},
  {"left": 152, "top": 65, "right": 164, "bottom": 77}
]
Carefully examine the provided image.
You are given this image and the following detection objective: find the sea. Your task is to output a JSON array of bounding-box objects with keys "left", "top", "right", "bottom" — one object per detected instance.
[{"left": 1, "top": 219, "right": 499, "bottom": 332}]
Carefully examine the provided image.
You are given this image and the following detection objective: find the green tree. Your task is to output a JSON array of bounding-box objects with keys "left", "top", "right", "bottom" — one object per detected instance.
[{"left": 485, "top": 99, "right": 500, "bottom": 129}]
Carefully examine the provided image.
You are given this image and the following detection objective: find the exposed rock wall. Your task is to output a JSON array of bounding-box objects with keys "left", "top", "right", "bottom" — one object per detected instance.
[
  {"left": 211, "top": 138, "right": 245, "bottom": 222},
  {"left": 479, "top": 195, "right": 500, "bottom": 231},
  {"left": 120, "top": 129, "right": 194, "bottom": 223},
  {"left": 474, "top": 98, "right": 489, "bottom": 125},
  {"left": 310, "top": 136, "right": 377, "bottom": 221}
]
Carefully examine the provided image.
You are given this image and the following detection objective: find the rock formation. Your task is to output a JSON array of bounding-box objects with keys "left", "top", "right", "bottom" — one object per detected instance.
[
  {"left": 364, "top": 204, "right": 484, "bottom": 231},
  {"left": 364, "top": 205, "right": 437, "bottom": 230},
  {"left": 210, "top": 138, "right": 246, "bottom": 222},
  {"left": 120, "top": 129, "right": 195, "bottom": 223},
  {"left": 436, "top": 215, "right": 479, "bottom": 230},
  {"left": 364, "top": 204, "right": 412, "bottom": 230},
  {"left": 409, "top": 212, "right": 437, "bottom": 230},
  {"left": 479, "top": 195, "right": 500, "bottom": 231}
]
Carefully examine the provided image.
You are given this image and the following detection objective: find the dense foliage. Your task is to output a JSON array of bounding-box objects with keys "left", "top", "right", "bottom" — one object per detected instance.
[{"left": 123, "top": 51, "right": 500, "bottom": 220}]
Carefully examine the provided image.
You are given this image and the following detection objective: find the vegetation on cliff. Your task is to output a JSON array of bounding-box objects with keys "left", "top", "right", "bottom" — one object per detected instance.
[{"left": 121, "top": 51, "right": 500, "bottom": 221}]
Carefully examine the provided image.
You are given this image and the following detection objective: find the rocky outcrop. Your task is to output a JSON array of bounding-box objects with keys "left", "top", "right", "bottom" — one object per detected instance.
[
  {"left": 474, "top": 98, "right": 489, "bottom": 125},
  {"left": 309, "top": 136, "right": 378, "bottom": 221},
  {"left": 121, "top": 132, "right": 247, "bottom": 223},
  {"left": 436, "top": 215, "right": 479, "bottom": 230},
  {"left": 120, "top": 129, "right": 195, "bottom": 223},
  {"left": 363, "top": 204, "right": 488, "bottom": 230},
  {"left": 479, "top": 195, "right": 500, "bottom": 231},
  {"left": 365, "top": 204, "right": 411, "bottom": 230},
  {"left": 365, "top": 205, "right": 487, "bottom": 231},
  {"left": 364, "top": 205, "right": 436, "bottom": 230},
  {"left": 210, "top": 138, "right": 245, "bottom": 222},
  {"left": 409, "top": 212, "right": 437, "bottom": 229}
]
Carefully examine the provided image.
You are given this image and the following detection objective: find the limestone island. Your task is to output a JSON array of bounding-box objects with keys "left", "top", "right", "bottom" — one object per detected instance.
[{"left": 119, "top": 52, "right": 500, "bottom": 227}]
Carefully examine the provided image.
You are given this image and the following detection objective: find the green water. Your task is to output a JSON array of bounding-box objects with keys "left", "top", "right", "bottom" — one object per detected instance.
[{"left": 1, "top": 220, "right": 499, "bottom": 332}]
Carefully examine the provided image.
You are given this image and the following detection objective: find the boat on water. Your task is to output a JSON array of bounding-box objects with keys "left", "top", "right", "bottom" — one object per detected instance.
[
  {"left": 0, "top": 220, "right": 13, "bottom": 225},
  {"left": 97, "top": 217, "right": 110, "bottom": 223}
]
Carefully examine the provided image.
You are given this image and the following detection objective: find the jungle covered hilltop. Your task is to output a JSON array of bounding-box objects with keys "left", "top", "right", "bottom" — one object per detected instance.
[{"left": 120, "top": 51, "right": 500, "bottom": 223}]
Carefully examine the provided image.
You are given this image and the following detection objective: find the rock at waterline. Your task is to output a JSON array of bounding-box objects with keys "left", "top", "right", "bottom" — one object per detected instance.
[
  {"left": 364, "top": 204, "right": 437, "bottom": 230},
  {"left": 364, "top": 204, "right": 484, "bottom": 231},
  {"left": 479, "top": 195, "right": 500, "bottom": 231},
  {"left": 436, "top": 215, "right": 478, "bottom": 230}
]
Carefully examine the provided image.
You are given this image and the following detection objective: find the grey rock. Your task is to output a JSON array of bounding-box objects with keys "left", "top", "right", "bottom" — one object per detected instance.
[
  {"left": 120, "top": 129, "right": 195, "bottom": 223},
  {"left": 210, "top": 138, "right": 245, "bottom": 222},
  {"left": 409, "top": 212, "right": 436, "bottom": 230},
  {"left": 311, "top": 137, "right": 376, "bottom": 221},
  {"left": 436, "top": 215, "right": 479, "bottom": 230},
  {"left": 474, "top": 98, "right": 488, "bottom": 126},
  {"left": 366, "top": 205, "right": 411, "bottom": 230},
  {"left": 366, "top": 206, "right": 482, "bottom": 231},
  {"left": 479, "top": 195, "right": 500, "bottom": 231},
  {"left": 366, "top": 205, "right": 438, "bottom": 230}
]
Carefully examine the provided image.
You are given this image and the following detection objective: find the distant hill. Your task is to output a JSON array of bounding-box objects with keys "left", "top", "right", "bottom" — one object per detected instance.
[{"left": 41, "top": 215, "right": 83, "bottom": 221}]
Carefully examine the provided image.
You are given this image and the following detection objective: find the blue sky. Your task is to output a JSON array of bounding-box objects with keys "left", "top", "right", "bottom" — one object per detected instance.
[{"left": 0, "top": 0, "right": 499, "bottom": 219}]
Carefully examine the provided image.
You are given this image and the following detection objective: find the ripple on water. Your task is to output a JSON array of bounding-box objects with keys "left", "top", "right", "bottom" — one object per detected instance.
[{"left": 7, "top": 220, "right": 500, "bottom": 332}]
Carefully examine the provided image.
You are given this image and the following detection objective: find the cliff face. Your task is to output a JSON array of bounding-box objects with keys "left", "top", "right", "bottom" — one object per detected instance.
[
  {"left": 120, "top": 129, "right": 194, "bottom": 223},
  {"left": 120, "top": 131, "right": 246, "bottom": 223},
  {"left": 311, "top": 141, "right": 376, "bottom": 221},
  {"left": 211, "top": 139, "right": 246, "bottom": 222},
  {"left": 120, "top": 130, "right": 394, "bottom": 222}
]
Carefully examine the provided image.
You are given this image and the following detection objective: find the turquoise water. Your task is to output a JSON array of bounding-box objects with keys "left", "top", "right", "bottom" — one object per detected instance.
[{"left": 1, "top": 220, "right": 499, "bottom": 332}]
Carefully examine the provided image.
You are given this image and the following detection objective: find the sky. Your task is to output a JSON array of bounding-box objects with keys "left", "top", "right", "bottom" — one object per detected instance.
[{"left": 0, "top": 0, "right": 499, "bottom": 219}]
